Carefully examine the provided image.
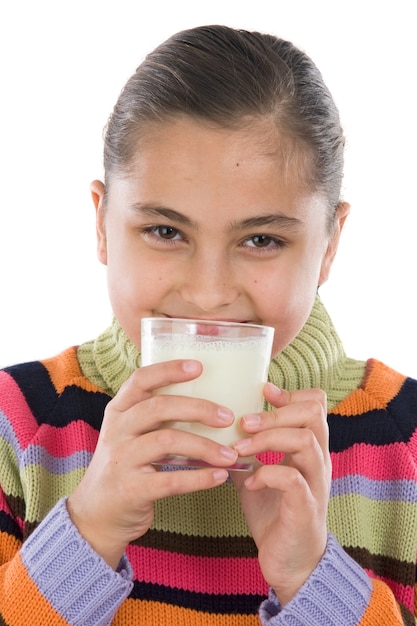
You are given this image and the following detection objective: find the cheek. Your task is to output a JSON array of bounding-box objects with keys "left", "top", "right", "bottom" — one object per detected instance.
[
  {"left": 269, "top": 292, "right": 317, "bottom": 358},
  {"left": 253, "top": 265, "right": 319, "bottom": 358},
  {"left": 108, "top": 261, "right": 165, "bottom": 309}
]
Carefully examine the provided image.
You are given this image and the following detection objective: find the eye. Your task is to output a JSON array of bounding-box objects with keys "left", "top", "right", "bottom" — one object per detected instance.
[
  {"left": 242, "top": 234, "right": 285, "bottom": 250},
  {"left": 141, "top": 225, "right": 184, "bottom": 241},
  {"left": 153, "top": 225, "right": 181, "bottom": 240},
  {"left": 248, "top": 235, "right": 274, "bottom": 248}
]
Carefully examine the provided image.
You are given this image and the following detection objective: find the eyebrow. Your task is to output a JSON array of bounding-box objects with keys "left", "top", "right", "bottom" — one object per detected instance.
[
  {"left": 233, "top": 214, "right": 302, "bottom": 231},
  {"left": 130, "top": 203, "right": 195, "bottom": 227},
  {"left": 129, "top": 202, "right": 302, "bottom": 231}
]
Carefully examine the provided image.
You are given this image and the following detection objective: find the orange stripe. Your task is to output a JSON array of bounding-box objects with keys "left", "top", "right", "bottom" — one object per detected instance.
[
  {"left": 0, "top": 531, "right": 21, "bottom": 564},
  {"left": 333, "top": 359, "right": 406, "bottom": 416},
  {"left": 0, "top": 552, "right": 69, "bottom": 625},
  {"left": 364, "top": 359, "right": 407, "bottom": 403},
  {"left": 113, "top": 597, "right": 260, "bottom": 625},
  {"left": 359, "top": 578, "right": 408, "bottom": 625},
  {"left": 1, "top": 557, "right": 412, "bottom": 624},
  {"left": 41, "top": 347, "right": 104, "bottom": 394}
]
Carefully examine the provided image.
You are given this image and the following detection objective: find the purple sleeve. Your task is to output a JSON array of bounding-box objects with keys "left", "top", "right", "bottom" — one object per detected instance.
[
  {"left": 20, "top": 497, "right": 133, "bottom": 626},
  {"left": 259, "top": 533, "right": 372, "bottom": 625}
]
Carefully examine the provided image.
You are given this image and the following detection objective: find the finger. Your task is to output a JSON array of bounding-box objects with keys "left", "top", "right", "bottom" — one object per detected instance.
[
  {"left": 242, "top": 397, "right": 326, "bottom": 431},
  {"left": 140, "top": 465, "right": 230, "bottom": 499},
  {"left": 234, "top": 427, "right": 331, "bottom": 496},
  {"left": 241, "top": 390, "right": 328, "bottom": 452},
  {"left": 243, "top": 463, "right": 310, "bottom": 498},
  {"left": 242, "top": 463, "right": 329, "bottom": 528},
  {"left": 112, "top": 359, "right": 203, "bottom": 412},
  {"left": 112, "top": 393, "right": 235, "bottom": 436},
  {"left": 263, "top": 383, "right": 327, "bottom": 414},
  {"left": 135, "top": 428, "right": 239, "bottom": 467},
  {"left": 230, "top": 459, "right": 262, "bottom": 491}
]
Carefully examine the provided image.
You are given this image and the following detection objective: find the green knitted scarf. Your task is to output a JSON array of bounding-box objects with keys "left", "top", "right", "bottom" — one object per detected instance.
[{"left": 77, "top": 296, "right": 366, "bottom": 410}]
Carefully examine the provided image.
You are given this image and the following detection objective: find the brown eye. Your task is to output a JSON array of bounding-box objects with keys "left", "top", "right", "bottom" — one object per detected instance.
[
  {"left": 250, "top": 235, "right": 273, "bottom": 247},
  {"left": 240, "top": 234, "right": 286, "bottom": 253},
  {"left": 140, "top": 224, "right": 186, "bottom": 245},
  {"left": 156, "top": 225, "right": 179, "bottom": 239}
]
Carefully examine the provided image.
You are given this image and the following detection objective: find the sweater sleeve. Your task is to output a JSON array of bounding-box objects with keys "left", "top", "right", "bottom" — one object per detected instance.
[
  {"left": 1, "top": 498, "right": 133, "bottom": 625},
  {"left": 259, "top": 533, "right": 411, "bottom": 625}
]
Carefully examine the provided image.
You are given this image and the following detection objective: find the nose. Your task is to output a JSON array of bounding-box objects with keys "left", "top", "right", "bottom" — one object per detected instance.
[{"left": 179, "top": 251, "right": 240, "bottom": 313}]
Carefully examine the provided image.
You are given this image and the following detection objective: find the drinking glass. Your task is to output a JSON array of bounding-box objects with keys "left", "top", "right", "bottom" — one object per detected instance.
[{"left": 141, "top": 317, "right": 274, "bottom": 469}]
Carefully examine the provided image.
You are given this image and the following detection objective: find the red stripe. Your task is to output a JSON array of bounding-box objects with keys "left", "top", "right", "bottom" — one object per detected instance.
[
  {"left": 31, "top": 422, "right": 99, "bottom": 456},
  {"left": 331, "top": 438, "right": 417, "bottom": 481},
  {"left": 258, "top": 435, "right": 417, "bottom": 481},
  {"left": 0, "top": 371, "right": 38, "bottom": 447},
  {"left": 127, "top": 545, "right": 268, "bottom": 595}
]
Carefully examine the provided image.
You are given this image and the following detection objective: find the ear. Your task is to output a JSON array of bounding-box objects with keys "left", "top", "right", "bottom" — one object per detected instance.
[
  {"left": 91, "top": 179, "right": 108, "bottom": 266},
  {"left": 318, "top": 202, "right": 350, "bottom": 286}
]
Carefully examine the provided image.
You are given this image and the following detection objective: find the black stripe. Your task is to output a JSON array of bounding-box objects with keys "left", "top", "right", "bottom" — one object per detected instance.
[
  {"left": 4, "top": 360, "right": 110, "bottom": 429},
  {"left": 133, "top": 528, "right": 258, "bottom": 558},
  {"left": 399, "top": 602, "right": 416, "bottom": 626},
  {"left": 328, "top": 378, "right": 417, "bottom": 452},
  {"left": 0, "top": 510, "right": 22, "bottom": 541},
  {"left": 130, "top": 580, "right": 264, "bottom": 614},
  {"left": 4, "top": 360, "right": 59, "bottom": 422},
  {"left": 345, "top": 545, "right": 415, "bottom": 588}
]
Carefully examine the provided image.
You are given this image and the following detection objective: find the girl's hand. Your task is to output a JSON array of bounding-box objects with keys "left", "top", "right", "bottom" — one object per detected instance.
[
  {"left": 67, "top": 359, "right": 238, "bottom": 569},
  {"left": 231, "top": 383, "right": 331, "bottom": 605}
]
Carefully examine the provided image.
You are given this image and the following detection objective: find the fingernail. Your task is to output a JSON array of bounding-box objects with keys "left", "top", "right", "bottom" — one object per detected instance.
[
  {"left": 242, "top": 414, "right": 261, "bottom": 427},
  {"left": 213, "top": 469, "right": 229, "bottom": 483},
  {"left": 266, "top": 382, "right": 282, "bottom": 394},
  {"left": 182, "top": 360, "right": 200, "bottom": 372},
  {"left": 244, "top": 474, "right": 255, "bottom": 487},
  {"left": 234, "top": 438, "right": 252, "bottom": 452},
  {"left": 220, "top": 446, "right": 238, "bottom": 460},
  {"left": 217, "top": 407, "right": 234, "bottom": 424}
]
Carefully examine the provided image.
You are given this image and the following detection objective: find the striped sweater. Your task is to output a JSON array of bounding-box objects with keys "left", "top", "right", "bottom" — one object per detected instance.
[{"left": 0, "top": 297, "right": 416, "bottom": 625}]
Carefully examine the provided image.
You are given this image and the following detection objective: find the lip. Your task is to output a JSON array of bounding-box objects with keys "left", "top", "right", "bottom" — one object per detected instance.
[{"left": 162, "top": 314, "right": 253, "bottom": 324}]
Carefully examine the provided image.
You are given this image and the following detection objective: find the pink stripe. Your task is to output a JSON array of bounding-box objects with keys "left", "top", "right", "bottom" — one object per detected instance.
[
  {"left": 258, "top": 436, "right": 417, "bottom": 482},
  {"left": 331, "top": 439, "right": 417, "bottom": 481},
  {"left": 0, "top": 368, "right": 99, "bottom": 456},
  {"left": 0, "top": 371, "right": 38, "bottom": 447},
  {"left": 32, "top": 422, "right": 99, "bottom": 457},
  {"left": 127, "top": 545, "right": 268, "bottom": 595},
  {"left": 407, "top": 428, "right": 417, "bottom": 458}
]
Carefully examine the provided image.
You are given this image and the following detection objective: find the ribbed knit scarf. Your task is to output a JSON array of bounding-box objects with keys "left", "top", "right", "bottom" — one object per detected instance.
[{"left": 77, "top": 296, "right": 366, "bottom": 410}]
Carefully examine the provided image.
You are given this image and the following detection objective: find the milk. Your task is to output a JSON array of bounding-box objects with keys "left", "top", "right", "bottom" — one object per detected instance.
[{"left": 142, "top": 333, "right": 271, "bottom": 446}]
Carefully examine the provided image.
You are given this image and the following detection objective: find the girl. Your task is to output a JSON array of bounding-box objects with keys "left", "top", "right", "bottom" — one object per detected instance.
[{"left": 1, "top": 24, "right": 416, "bottom": 625}]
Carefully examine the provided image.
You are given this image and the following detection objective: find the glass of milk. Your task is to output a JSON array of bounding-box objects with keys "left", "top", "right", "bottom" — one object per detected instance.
[{"left": 141, "top": 317, "right": 274, "bottom": 470}]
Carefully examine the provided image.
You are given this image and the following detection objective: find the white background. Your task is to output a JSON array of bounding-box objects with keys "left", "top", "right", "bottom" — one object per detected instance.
[{"left": 0, "top": 1, "right": 416, "bottom": 378}]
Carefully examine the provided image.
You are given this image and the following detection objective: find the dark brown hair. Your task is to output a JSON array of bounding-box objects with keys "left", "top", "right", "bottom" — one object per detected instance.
[{"left": 103, "top": 25, "right": 345, "bottom": 222}]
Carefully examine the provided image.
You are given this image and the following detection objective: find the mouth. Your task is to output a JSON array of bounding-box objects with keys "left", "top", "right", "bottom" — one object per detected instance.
[{"left": 161, "top": 315, "right": 253, "bottom": 324}]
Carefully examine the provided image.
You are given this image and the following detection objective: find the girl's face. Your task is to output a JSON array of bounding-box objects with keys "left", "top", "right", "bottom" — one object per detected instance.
[{"left": 92, "top": 117, "right": 348, "bottom": 358}]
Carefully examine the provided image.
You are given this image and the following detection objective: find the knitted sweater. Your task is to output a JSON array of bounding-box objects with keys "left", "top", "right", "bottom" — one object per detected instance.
[{"left": 0, "top": 297, "right": 416, "bottom": 625}]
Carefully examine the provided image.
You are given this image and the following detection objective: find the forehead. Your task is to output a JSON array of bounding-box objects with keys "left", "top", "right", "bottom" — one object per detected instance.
[
  {"left": 109, "top": 116, "right": 324, "bottom": 224},
  {"left": 130, "top": 115, "right": 312, "bottom": 180}
]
